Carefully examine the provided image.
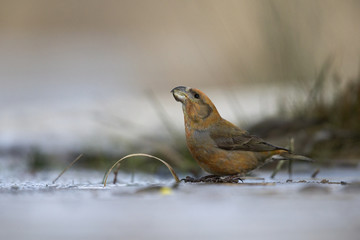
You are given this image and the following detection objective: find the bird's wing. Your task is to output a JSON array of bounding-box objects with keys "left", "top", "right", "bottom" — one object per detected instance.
[{"left": 209, "top": 122, "right": 288, "bottom": 152}]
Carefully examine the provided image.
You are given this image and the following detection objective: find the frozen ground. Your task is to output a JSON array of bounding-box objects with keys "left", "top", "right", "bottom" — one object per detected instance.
[{"left": 0, "top": 167, "right": 359, "bottom": 240}]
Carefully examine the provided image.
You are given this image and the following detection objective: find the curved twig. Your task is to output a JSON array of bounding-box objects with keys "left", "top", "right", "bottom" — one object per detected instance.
[{"left": 103, "top": 153, "right": 180, "bottom": 186}]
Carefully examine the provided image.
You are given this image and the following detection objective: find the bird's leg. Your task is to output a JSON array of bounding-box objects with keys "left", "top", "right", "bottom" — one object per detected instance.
[
  {"left": 198, "top": 174, "right": 219, "bottom": 181},
  {"left": 181, "top": 175, "right": 220, "bottom": 183},
  {"left": 182, "top": 174, "right": 244, "bottom": 183},
  {"left": 181, "top": 176, "right": 196, "bottom": 182}
]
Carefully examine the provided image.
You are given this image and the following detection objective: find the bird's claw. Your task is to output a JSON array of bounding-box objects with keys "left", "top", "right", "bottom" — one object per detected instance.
[{"left": 181, "top": 174, "right": 243, "bottom": 183}]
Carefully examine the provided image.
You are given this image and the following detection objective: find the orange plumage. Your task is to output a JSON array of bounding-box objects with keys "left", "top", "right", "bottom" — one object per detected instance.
[{"left": 171, "top": 86, "right": 311, "bottom": 175}]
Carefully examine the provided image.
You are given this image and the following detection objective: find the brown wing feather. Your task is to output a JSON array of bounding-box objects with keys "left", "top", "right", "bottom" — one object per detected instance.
[{"left": 209, "top": 120, "right": 288, "bottom": 152}]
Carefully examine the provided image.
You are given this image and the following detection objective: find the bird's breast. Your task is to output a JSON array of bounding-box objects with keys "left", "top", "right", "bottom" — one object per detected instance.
[
  {"left": 186, "top": 128, "right": 214, "bottom": 148},
  {"left": 185, "top": 128, "right": 217, "bottom": 161}
]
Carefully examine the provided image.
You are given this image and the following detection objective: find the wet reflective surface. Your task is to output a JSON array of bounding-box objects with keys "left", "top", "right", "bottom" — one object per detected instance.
[{"left": 1, "top": 168, "right": 359, "bottom": 240}]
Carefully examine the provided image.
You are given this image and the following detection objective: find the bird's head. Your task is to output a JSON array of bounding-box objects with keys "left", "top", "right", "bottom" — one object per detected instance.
[{"left": 171, "top": 86, "right": 221, "bottom": 128}]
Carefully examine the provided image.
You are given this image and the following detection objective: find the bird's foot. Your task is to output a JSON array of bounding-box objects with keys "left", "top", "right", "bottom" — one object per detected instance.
[{"left": 182, "top": 174, "right": 243, "bottom": 183}]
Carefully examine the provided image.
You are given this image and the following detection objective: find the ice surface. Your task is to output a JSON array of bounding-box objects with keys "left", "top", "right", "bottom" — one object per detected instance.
[{"left": 0, "top": 167, "right": 359, "bottom": 240}]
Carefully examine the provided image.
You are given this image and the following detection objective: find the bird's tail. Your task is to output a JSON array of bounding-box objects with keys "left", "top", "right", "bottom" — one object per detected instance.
[{"left": 272, "top": 152, "right": 313, "bottom": 162}]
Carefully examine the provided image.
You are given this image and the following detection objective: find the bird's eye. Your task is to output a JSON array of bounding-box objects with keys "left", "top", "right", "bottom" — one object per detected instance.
[{"left": 194, "top": 93, "right": 200, "bottom": 99}]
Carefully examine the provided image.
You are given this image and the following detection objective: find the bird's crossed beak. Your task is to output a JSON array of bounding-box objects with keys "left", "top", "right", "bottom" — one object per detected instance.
[{"left": 171, "top": 86, "right": 189, "bottom": 103}]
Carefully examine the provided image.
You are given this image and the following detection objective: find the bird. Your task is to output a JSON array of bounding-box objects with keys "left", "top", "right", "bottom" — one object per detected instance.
[{"left": 171, "top": 86, "right": 311, "bottom": 177}]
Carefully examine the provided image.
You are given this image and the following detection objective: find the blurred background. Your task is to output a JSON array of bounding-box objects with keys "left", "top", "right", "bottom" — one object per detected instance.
[{"left": 1, "top": 0, "right": 359, "bottom": 173}]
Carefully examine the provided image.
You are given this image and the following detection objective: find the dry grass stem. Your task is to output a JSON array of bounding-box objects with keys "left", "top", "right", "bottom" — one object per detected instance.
[
  {"left": 103, "top": 153, "right": 180, "bottom": 186},
  {"left": 52, "top": 154, "right": 84, "bottom": 184}
]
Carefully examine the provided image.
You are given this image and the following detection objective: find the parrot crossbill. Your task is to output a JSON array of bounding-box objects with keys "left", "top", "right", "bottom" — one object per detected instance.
[{"left": 171, "top": 86, "right": 311, "bottom": 176}]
